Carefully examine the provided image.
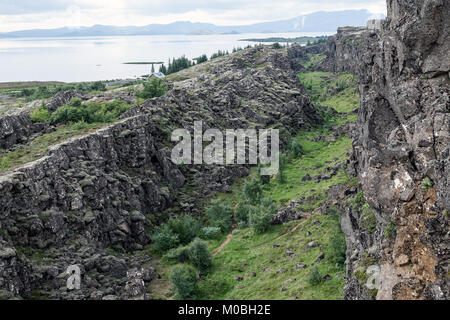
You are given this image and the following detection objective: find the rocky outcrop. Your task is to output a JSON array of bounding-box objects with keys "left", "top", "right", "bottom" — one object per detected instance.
[
  {"left": 0, "top": 107, "right": 50, "bottom": 150},
  {"left": 321, "top": 26, "right": 367, "bottom": 74},
  {"left": 48, "top": 90, "right": 85, "bottom": 112},
  {"left": 344, "top": 0, "right": 449, "bottom": 300}
]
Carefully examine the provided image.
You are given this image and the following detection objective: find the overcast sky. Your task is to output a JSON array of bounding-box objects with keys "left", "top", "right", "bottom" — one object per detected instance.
[{"left": 0, "top": 0, "right": 387, "bottom": 32}]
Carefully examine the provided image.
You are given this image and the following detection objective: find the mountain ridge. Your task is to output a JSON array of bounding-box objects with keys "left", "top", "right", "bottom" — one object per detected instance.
[{"left": 0, "top": 10, "right": 384, "bottom": 38}]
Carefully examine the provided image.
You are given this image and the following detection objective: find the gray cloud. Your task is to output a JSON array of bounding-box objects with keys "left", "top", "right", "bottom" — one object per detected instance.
[
  {"left": 0, "top": 0, "right": 385, "bottom": 15},
  {"left": 0, "top": 0, "right": 70, "bottom": 14}
]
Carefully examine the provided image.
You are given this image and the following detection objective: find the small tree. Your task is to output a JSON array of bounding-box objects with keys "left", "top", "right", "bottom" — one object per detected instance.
[
  {"left": 188, "top": 238, "right": 212, "bottom": 275},
  {"left": 167, "top": 215, "right": 201, "bottom": 245},
  {"left": 164, "top": 245, "right": 191, "bottom": 263},
  {"left": 170, "top": 265, "right": 198, "bottom": 299}
]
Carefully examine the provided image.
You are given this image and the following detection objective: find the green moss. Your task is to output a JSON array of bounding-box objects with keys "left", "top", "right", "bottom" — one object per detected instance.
[
  {"left": 422, "top": 177, "right": 434, "bottom": 191},
  {"left": 359, "top": 203, "right": 377, "bottom": 234},
  {"left": 384, "top": 220, "right": 396, "bottom": 239}
]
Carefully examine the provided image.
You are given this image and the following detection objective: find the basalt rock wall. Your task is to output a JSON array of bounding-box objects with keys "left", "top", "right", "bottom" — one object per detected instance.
[{"left": 341, "top": 0, "right": 449, "bottom": 300}]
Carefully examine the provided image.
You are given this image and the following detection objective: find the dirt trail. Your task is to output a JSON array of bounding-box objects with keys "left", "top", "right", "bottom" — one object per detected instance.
[{"left": 212, "top": 233, "right": 233, "bottom": 256}]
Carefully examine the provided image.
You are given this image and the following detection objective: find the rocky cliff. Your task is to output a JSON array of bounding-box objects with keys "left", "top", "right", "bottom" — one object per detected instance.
[{"left": 337, "top": 0, "right": 449, "bottom": 300}]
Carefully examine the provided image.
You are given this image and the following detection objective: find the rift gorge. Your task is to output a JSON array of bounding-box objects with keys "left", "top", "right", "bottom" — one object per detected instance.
[{"left": 0, "top": 1, "right": 448, "bottom": 301}]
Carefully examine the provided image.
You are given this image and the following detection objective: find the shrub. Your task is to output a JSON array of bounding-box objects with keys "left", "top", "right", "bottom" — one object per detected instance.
[
  {"left": 70, "top": 120, "right": 91, "bottom": 131},
  {"left": 170, "top": 265, "right": 198, "bottom": 299},
  {"left": 277, "top": 153, "right": 288, "bottom": 183},
  {"left": 259, "top": 172, "right": 270, "bottom": 185},
  {"left": 248, "top": 198, "right": 277, "bottom": 234},
  {"left": 200, "top": 227, "right": 221, "bottom": 239},
  {"left": 188, "top": 238, "right": 212, "bottom": 275},
  {"left": 288, "top": 139, "right": 304, "bottom": 158},
  {"left": 137, "top": 78, "right": 168, "bottom": 99},
  {"left": 30, "top": 106, "right": 50, "bottom": 123},
  {"left": 164, "top": 245, "right": 191, "bottom": 263},
  {"left": 89, "top": 81, "right": 106, "bottom": 92},
  {"left": 151, "top": 224, "right": 179, "bottom": 252},
  {"left": 167, "top": 215, "right": 201, "bottom": 245},
  {"left": 308, "top": 266, "right": 323, "bottom": 286},
  {"left": 206, "top": 201, "right": 233, "bottom": 232},
  {"left": 242, "top": 179, "right": 263, "bottom": 205},
  {"left": 50, "top": 98, "right": 130, "bottom": 124},
  {"left": 235, "top": 202, "right": 251, "bottom": 225},
  {"left": 272, "top": 42, "right": 282, "bottom": 49},
  {"left": 326, "top": 211, "right": 346, "bottom": 267},
  {"left": 422, "top": 177, "right": 434, "bottom": 191}
]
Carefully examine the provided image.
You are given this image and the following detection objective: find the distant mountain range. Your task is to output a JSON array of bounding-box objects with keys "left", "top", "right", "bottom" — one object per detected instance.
[{"left": 0, "top": 10, "right": 384, "bottom": 38}]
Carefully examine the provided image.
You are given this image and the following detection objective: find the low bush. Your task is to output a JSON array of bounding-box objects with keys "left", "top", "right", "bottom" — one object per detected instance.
[
  {"left": 235, "top": 202, "right": 251, "bottom": 225},
  {"left": 248, "top": 198, "right": 277, "bottom": 234},
  {"left": 30, "top": 106, "right": 50, "bottom": 123},
  {"left": 167, "top": 215, "right": 201, "bottom": 245},
  {"left": 188, "top": 238, "right": 212, "bottom": 275},
  {"left": 326, "top": 209, "right": 346, "bottom": 267},
  {"left": 308, "top": 266, "right": 323, "bottom": 286},
  {"left": 200, "top": 227, "right": 221, "bottom": 239},
  {"left": 288, "top": 139, "right": 304, "bottom": 158},
  {"left": 242, "top": 179, "right": 263, "bottom": 205},
  {"left": 49, "top": 98, "right": 131, "bottom": 124},
  {"left": 164, "top": 245, "right": 191, "bottom": 263},
  {"left": 151, "top": 224, "right": 180, "bottom": 253}
]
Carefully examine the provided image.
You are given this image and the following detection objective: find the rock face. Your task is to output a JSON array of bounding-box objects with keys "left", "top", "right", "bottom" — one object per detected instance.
[
  {"left": 321, "top": 26, "right": 367, "bottom": 74},
  {"left": 0, "top": 45, "right": 320, "bottom": 299},
  {"left": 342, "top": 0, "right": 449, "bottom": 300},
  {"left": 0, "top": 107, "right": 48, "bottom": 150}
]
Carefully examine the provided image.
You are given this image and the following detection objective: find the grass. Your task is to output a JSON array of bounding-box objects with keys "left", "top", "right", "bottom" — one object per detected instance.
[
  {"left": 301, "top": 54, "right": 326, "bottom": 70},
  {"left": 0, "top": 81, "right": 66, "bottom": 89},
  {"left": 297, "top": 72, "right": 357, "bottom": 109},
  {"left": 198, "top": 215, "right": 345, "bottom": 300},
  {"left": 0, "top": 122, "right": 107, "bottom": 173}
]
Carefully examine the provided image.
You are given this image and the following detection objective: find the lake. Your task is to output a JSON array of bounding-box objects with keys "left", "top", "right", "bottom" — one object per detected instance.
[{"left": 0, "top": 32, "right": 332, "bottom": 83}]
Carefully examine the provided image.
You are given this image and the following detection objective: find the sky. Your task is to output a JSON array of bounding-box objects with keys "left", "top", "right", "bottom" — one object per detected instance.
[{"left": 0, "top": 0, "right": 387, "bottom": 32}]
